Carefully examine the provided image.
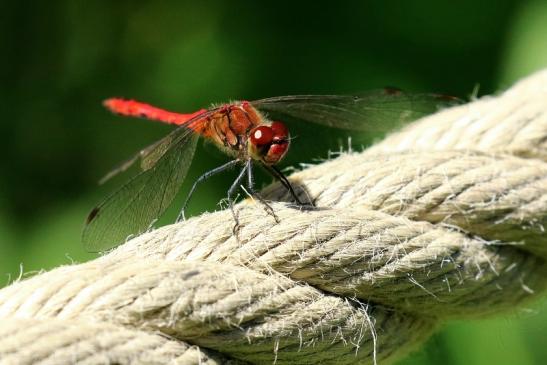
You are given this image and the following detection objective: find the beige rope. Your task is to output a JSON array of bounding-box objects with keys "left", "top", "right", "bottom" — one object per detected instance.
[
  {"left": 0, "top": 69, "right": 546, "bottom": 365},
  {"left": 106, "top": 204, "right": 547, "bottom": 317},
  {"left": 0, "top": 260, "right": 433, "bottom": 364},
  {"left": 0, "top": 318, "right": 230, "bottom": 365},
  {"left": 262, "top": 151, "right": 547, "bottom": 256}
]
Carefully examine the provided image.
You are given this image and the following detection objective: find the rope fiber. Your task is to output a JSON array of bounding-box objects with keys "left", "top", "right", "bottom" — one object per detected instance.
[{"left": 1, "top": 69, "right": 546, "bottom": 365}]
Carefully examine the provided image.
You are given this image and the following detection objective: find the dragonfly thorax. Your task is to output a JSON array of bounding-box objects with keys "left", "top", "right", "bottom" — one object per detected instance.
[{"left": 247, "top": 121, "right": 290, "bottom": 165}]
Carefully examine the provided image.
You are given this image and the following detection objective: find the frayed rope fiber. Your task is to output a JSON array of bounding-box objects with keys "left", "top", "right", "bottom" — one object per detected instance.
[{"left": 1, "top": 70, "right": 546, "bottom": 365}]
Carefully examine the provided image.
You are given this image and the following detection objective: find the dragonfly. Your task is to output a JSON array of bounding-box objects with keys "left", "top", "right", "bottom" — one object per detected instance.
[{"left": 82, "top": 90, "right": 459, "bottom": 252}]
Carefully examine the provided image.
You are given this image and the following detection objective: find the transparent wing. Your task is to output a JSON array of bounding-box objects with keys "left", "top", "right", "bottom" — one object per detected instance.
[
  {"left": 98, "top": 137, "right": 174, "bottom": 184},
  {"left": 98, "top": 106, "right": 216, "bottom": 185},
  {"left": 82, "top": 126, "right": 199, "bottom": 252},
  {"left": 252, "top": 90, "right": 461, "bottom": 131}
]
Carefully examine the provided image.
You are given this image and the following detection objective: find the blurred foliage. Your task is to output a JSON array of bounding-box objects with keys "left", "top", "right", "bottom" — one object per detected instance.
[{"left": 0, "top": 0, "right": 546, "bottom": 364}]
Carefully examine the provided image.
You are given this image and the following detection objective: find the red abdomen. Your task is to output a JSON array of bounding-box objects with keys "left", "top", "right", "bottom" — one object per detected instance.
[{"left": 104, "top": 98, "right": 207, "bottom": 127}]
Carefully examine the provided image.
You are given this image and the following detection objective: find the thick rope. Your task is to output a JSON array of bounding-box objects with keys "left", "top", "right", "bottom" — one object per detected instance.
[
  {"left": 0, "top": 69, "right": 546, "bottom": 365},
  {"left": 261, "top": 151, "right": 547, "bottom": 257},
  {"left": 104, "top": 203, "right": 547, "bottom": 317},
  {"left": 0, "top": 260, "right": 432, "bottom": 364},
  {"left": 0, "top": 318, "right": 230, "bottom": 365}
]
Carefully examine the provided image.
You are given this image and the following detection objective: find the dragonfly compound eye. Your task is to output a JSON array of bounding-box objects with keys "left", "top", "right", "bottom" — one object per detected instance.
[
  {"left": 264, "top": 141, "right": 289, "bottom": 164},
  {"left": 270, "top": 121, "right": 289, "bottom": 140},
  {"left": 248, "top": 124, "right": 290, "bottom": 164},
  {"left": 250, "top": 126, "right": 274, "bottom": 146},
  {"left": 264, "top": 122, "right": 290, "bottom": 164}
]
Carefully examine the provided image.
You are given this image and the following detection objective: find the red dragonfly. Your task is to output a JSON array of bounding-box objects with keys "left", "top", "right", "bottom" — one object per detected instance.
[{"left": 83, "top": 91, "right": 458, "bottom": 252}]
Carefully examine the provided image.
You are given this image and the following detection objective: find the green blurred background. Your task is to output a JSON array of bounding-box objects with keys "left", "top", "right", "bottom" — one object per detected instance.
[{"left": 1, "top": 0, "right": 546, "bottom": 363}]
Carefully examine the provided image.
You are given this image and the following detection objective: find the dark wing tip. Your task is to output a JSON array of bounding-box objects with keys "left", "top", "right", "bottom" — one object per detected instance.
[
  {"left": 382, "top": 88, "right": 462, "bottom": 103},
  {"left": 86, "top": 206, "right": 101, "bottom": 224}
]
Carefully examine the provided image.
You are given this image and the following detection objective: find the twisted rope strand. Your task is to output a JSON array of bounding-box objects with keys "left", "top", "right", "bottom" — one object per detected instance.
[
  {"left": 107, "top": 203, "right": 546, "bottom": 317},
  {"left": 262, "top": 152, "right": 547, "bottom": 256},
  {"left": 0, "top": 260, "right": 434, "bottom": 364},
  {"left": 0, "top": 318, "right": 229, "bottom": 365}
]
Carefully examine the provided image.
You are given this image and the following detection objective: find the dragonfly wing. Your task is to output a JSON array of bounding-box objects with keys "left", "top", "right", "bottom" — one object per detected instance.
[
  {"left": 140, "top": 133, "right": 177, "bottom": 171},
  {"left": 82, "top": 127, "right": 199, "bottom": 252},
  {"left": 99, "top": 133, "right": 178, "bottom": 185},
  {"left": 98, "top": 107, "right": 214, "bottom": 185},
  {"left": 252, "top": 91, "right": 460, "bottom": 132}
]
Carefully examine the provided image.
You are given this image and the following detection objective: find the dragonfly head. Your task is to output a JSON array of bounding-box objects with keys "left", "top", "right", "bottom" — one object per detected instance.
[{"left": 248, "top": 121, "right": 290, "bottom": 165}]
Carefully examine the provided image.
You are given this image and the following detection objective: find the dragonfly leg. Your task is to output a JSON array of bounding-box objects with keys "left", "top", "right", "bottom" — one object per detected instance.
[
  {"left": 176, "top": 159, "right": 240, "bottom": 222},
  {"left": 263, "top": 164, "right": 304, "bottom": 205},
  {"left": 247, "top": 161, "right": 280, "bottom": 223},
  {"left": 227, "top": 163, "right": 248, "bottom": 236}
]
